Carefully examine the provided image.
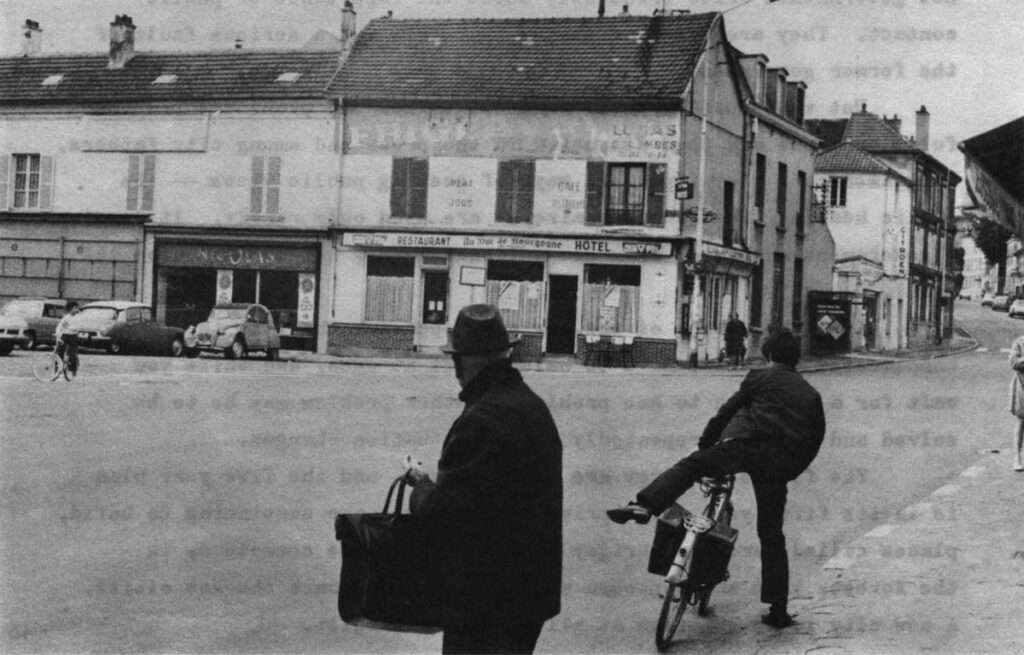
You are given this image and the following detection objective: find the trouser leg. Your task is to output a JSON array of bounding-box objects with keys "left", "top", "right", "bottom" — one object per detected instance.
[
  {"left": 752, "top": 477, "right": 789, "bottom": 605},
  {"left": 66, "top": 338, "right": 79, "bottom": 373},
  {"left": 637, "top": 441, "right": 750, "bottom": 514}
]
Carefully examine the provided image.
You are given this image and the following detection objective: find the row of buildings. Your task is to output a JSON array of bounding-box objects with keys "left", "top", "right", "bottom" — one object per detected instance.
[{"left": 0, "top": 5, "right": 960, "bottom": 364}]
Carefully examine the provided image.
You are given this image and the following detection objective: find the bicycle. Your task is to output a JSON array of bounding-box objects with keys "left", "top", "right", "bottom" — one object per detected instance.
[
  {"left": 649, "top": 474, "right": 737, "bottom": 651},
  {"left": 33, "top": 342, "right": 76, "bottom": 382}
]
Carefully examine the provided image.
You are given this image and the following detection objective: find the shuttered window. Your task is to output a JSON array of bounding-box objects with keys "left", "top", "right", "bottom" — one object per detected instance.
[
  {"left": 586, "top": 162, "right": 666, "bottom": 227},
  {"left": 11, "top": 154, "right": 54, "bottom": 210},
  {"left": 390, "top": 158, "right": 428, "bottom": 218},
  {"left": 126, "top": 154, "right": 156, "bottom": 212},
  {"left": 250, "top": 156, "right": 281, "bottom": 215},
  {"left": 496, "top": 161, "right": 535, "bottom": 223}
]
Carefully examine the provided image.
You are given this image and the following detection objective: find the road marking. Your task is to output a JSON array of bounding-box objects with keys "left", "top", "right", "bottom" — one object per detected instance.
[{"left": 864, "top": 524, "right": 895, "bottom": 538}]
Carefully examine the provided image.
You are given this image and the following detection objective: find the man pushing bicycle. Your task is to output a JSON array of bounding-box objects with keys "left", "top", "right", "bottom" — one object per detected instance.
[{"left": 608, "top": 327, "right": 826, "bottom": 629}]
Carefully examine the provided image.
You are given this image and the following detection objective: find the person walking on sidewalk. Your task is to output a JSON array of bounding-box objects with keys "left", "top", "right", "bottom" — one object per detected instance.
[
  {"left": 1007, "top": 335, "right": 1024, "bottom": 471},
  {"left": 404, "top": 304, "right": 563, "bottom": 654},
  {"left": 607, "top": 327, "right": 826, "bottom": 628},
  {"left": 724, "top": 313, "right": 748, "bottom": 367}
]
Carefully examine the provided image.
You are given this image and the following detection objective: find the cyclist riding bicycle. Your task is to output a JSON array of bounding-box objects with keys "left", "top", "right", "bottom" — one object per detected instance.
[
  {"left": 54, "top": 301, "right": 81, "bottom": 375},
  {"left": 608, "top": 327, "right": 826, "bottom": 629}
]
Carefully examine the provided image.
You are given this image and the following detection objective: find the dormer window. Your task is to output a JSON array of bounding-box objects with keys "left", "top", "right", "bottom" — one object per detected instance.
[
  {"left": 276, "top": 72, "right": 302, "bottom": 83},
  {"left": 152, "top": 74, "right": 177, "bottom": 84},
  {"left": 41, "top": 74, "right": 64, "bottom": 86}
]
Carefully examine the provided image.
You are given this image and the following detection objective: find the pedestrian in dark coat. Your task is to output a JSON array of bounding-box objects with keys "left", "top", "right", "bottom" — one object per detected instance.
[
  {"left": 608, "top": 328, "right": 825, "bottom": 629},
  {"left": 724, "top": 313, "right": 748, "bottom": 366},
  {"left": 406, "top": 304, "right": 563, "bottom": 654}
]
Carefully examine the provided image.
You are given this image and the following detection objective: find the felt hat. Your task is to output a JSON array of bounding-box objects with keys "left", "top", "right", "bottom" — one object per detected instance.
[{"left": 441, "top": 304, "right": 520, "bottom": 355}]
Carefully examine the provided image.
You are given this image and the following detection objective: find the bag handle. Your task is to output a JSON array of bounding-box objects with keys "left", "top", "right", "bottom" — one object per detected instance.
[{"left": 382, "top": 474, "right": 410, "bottom": 516}]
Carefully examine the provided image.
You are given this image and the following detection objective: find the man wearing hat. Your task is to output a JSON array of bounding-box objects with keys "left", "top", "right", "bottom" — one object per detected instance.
[{"left": 405, "top": 304, "right": 563, "bottom": 654}]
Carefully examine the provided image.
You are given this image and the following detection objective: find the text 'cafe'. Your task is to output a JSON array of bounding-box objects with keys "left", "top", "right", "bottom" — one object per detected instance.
[{"left": 330, "top": 230, "right": 682, "bottom": 365}]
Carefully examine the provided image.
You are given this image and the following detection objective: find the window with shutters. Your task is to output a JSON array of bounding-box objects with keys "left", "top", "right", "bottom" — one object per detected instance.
[
  {"left": 9, "top": 154, "right": 54, "bottom": 210},
  {"left": 754, "top": 154, "right": 766, "bottom": 222},
  {"left": 776, "top": 162, "right": 788, "bottom": 227},
  {"left": 250, "top": 156, "right": 281, "bottom": 215},
  {"left": 796, "top": 170, "right": 807, "bottom": 235},
  {"left": 390, "top": 158, "right": 428, "bottom": 218},
  {"left": 495, "top": 161, "right": 534, "bottom": 223},
  {"left": 829, "top": 176, "right": 847, "bottom": 207},
  {"left": 581, "top": 264, "right": 641, "bottom": 333},
  {"left": 486, "top": 260, "right": 545, "bottom": 329},
  {"left": 365, "top": 256, "right": 414, "bottom": 323},
  {"left": 585, "top": 162, "right": 666, "bottom": 227},
  {"left": 126, "top": 154, "right": 156, "bottom": 212}
]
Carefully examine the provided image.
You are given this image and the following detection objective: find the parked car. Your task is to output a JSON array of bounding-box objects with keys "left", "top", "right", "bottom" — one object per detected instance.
[
  {"left": 991, "top": 294, "right": 1012, "bottom": 312},
  {"left": 70, "top": 301, "right": 186, "bottom": 356},
  {"left": 0, "top": 297, "right": 70, "bottom": 354},
  {"left": 981, "top": 293, "right": 995, "bottom": 307},
  {"left": 1009, "top": 299, "right": 1024, "bottom": 318},
  {"left": 185, "top": 302, "right": 281, "bottom": 360}
]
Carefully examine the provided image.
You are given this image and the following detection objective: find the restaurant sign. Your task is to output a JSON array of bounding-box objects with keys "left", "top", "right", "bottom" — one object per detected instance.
[{"left": 339, "top": 232, "right": 673, "bottom": 257}]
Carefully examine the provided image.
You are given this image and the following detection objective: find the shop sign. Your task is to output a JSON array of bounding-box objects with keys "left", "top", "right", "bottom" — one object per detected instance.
[
  {"left": 297, "top": 274, "right": 316, "bottom": 328},
  {"left": 701, "top": 243, "right": 761, "bottom": 266},
  {"left": 158, "top": 244, "right": 318, "bottom": 272},
  {"left": 216, "top": 270, "right": 233, "bottom": 304},
  {"left": 340, "top": 232, "right": 672, "bottom": 257}
]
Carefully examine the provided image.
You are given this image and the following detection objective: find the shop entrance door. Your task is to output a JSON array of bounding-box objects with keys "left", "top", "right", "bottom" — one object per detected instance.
[
  {"left": 546, "top": 275, "right": 578, "bottom": 354},
  {"left": 421, "top": 271, "right": 448, "bottom": 325}
]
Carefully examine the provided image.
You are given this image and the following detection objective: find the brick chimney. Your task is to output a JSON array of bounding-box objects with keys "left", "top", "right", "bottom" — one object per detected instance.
[
  {"left": 21, "top": 20, "right": 41, "bottom": 57},
  {"left": 915, "top": 105, "right": 930, "bottom": 152},
  {"left": 108, "top": 15, "right": 136, "bottom": 69},
  {"left": 341, "top": 1, "right": 357, "bottom": 51}
]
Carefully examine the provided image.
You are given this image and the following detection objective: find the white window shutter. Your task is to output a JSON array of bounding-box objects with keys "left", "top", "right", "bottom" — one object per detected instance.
[
  {"left": 39, "top": 155, "right": 54, "bottom": 210},
  {"left": 0, "top": 155, "right": 8, "bottom": 210}
]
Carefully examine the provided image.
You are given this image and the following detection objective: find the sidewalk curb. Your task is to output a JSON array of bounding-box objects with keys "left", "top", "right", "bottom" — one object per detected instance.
[{"left": 281, "top": 336, "right": 980, "bottom": 375}]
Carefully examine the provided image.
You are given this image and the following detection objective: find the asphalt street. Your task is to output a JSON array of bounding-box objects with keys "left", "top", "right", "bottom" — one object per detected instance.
[{"left": 0, "top": 298, "right": 1017, "bottom": 654}]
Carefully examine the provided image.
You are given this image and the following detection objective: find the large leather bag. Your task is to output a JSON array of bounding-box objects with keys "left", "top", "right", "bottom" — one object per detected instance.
[{"left": 335, "top": 475, "right": 444, "bottom": 633}]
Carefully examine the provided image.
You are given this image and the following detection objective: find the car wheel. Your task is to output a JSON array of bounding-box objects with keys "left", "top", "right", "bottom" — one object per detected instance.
[
  {"left": 229, "top": 338, "right": 246, "bottom": 359},
  {"left": 266, "top": 348, "right": 279, "bottom": 361},
  {"left": 22, "top": 331, "right": 36, "bottom": 350},
  {"left": 185, "top": 347, "right": 200, "bottom": 358},
  {"left": 170, "top": 338, "right": 185, "bottom": 357}
]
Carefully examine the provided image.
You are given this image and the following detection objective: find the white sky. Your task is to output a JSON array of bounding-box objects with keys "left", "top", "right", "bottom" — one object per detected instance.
[{"left": 2, "top": 0, "right": 1022, "bottom": 184}]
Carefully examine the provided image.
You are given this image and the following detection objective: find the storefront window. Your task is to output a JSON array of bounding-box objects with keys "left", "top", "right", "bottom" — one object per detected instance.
[
  {"left": 486, "top": 260, "right": 544, "bottom": 330},
  {"left": 365, "top": 256, "right": 414, "bottom": 323},
  {"left": 581, "top": 264, "right": 640, "bottom": 333}
]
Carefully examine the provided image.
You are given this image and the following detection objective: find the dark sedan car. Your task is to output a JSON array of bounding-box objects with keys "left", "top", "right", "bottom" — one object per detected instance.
[{"left": 71, "top": 301, "right": 186, "bottom": 356}]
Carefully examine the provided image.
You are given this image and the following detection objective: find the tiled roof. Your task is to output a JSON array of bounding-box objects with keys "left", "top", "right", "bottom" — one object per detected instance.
[
  {"left": 842, "top": 110, "right": 917, "bottom": 152},
  {"left": 815, "top": 142, "right": 893, "bottom": 173},
  {"left": 0, "top": 50, "right": 340, "bottom": 105},
  {"left": 332, "top": 14, "right": 719, "bottom": 108}
]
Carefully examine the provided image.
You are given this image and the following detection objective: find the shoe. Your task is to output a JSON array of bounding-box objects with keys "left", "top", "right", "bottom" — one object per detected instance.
[
  {"left": 761, "top": 611, "right": 797, "bottom": 629},
  {"left": 606, "top": 502, "right": 652, "bottom": 525}
]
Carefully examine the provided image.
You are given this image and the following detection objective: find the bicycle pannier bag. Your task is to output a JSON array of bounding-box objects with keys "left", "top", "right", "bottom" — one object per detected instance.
[
  {"left": 335, "top": 475, "right": 444, "bottom": 633},
  {"left": 688, "top": 521, "right": 738, "bottom": 586}
]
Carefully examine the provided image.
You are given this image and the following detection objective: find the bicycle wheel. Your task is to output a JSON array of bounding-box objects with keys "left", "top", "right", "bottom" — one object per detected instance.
[
  {"left": 655, "top": 582, "right": 692, "bottom": 651},
  {"left": 33, "top": 353, "right": 62, "bottom": 382}
]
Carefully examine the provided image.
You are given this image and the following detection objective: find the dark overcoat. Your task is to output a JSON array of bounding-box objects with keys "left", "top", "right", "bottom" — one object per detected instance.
[{"left": 410, "top": 361, "right": 563, "bottom": 626}]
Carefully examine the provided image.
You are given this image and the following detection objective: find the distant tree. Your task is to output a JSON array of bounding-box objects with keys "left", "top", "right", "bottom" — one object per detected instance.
[{"left": 972, "top": 218, "right": 1012, "bottom": 293}]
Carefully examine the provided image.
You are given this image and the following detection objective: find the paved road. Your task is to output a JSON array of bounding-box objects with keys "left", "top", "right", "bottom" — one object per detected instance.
[{"left": 0, "top": 299, "right": 1015, "bottom": 653}]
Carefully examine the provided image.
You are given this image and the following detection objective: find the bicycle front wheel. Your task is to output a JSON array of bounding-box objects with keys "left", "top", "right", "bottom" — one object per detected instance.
[
  {"left": 655, "top": 582, "right": 692, "bottom": 651},
  {"left": 33, "top": 353, "right": 62, "bottom": 382}
]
